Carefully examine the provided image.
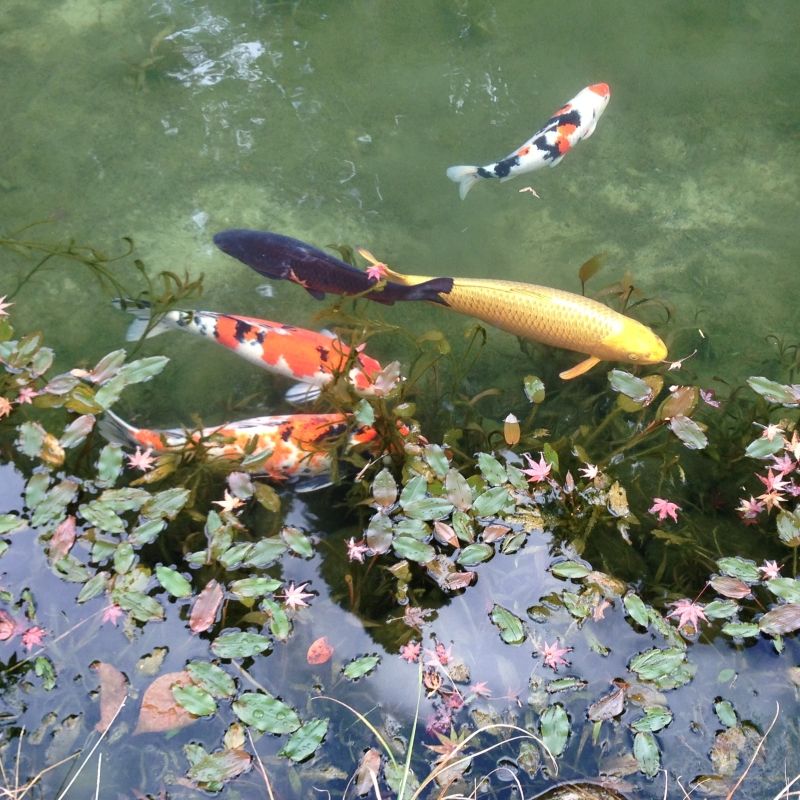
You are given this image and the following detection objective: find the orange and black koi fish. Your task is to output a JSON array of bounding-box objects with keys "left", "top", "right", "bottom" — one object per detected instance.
[
  {"left": 114, "top": 299, "right": 398, "bottom": 401},
  {"left": 100, "top": 409, "right": 378, "bottom": 485},
  {"left": 213, "top": 229, "right": 453, "bottom": 304}
]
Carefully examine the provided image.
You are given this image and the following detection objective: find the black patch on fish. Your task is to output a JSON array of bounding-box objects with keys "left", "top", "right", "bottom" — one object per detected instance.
[
  {"left": 536, "top": 108, "right": 582, "bottom": 163},
  {"left": 316, "top": 345, "right": 330, "bottom": 362},
  {"left": 233, "top": 319, "right": 255, "bottom": 343},
  {"left": 490, "top": 155, "right": 519, "bottom": 178},
  {"left": 280, "top": 425, "right": 294, "bottom": 442},
  {"left": 319, "top": 423, "right": 346, "bottom": 442}
]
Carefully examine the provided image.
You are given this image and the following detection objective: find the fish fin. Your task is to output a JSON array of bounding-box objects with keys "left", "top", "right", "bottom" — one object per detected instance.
[
  {"left": 255, "top": 283, "right": 274, "bottom": 298},
  {"left": 293, "top": 474, "right": 334, "bottom": 493},
  {"left": 112, "top": 298, "right": 174, "bottom": 341},
  {"left": 548, "top": 153, "right": 566, "bottom": 168},
  {"left": 305, "top": 287, "right": 327, "bottom": 301},
  {"left": 97, "top": 409, "right": 138, "bottom": 446},
  {"left": 582, "top": 115, "right": 599, "bottom": 139},
  {"left": 446, "top": 165, "right": 480, "bottom": 199},
  {"left": 559, "top": 356, "right": 601, "bottom": 380},
  {"left": 284, "top": 382, "right": 323, "bottom": 404},
  {"left": 404, "top": 277, "right": 454, "bottom": 304}
]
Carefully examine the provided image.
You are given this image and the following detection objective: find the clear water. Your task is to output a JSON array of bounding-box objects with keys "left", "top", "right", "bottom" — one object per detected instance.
[{"left": 2, "top": 1, "right": 800, "bottom": 797}]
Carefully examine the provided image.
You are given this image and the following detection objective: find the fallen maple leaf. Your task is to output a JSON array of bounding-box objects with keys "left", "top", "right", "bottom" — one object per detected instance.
[
  {"left": 49, "top": 515, "right": 77, "bottom": 561},
  {"left": 134, "top": 671, "right": 197, "bottom": 734},
  {"left": 190, "top": 579, "right": 224, "bottom": 633},
  {"left": 92, "top": 661, "right": 128, "bottom": 732},
  {"left": 306, "top": 636, "right": 334, "bottom": 665}
]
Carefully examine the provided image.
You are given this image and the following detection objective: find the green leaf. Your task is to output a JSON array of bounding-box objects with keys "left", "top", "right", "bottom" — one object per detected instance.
[
  {"left": 0, "top": 514, "right": 24, "bottom": 534},
  {"left": 445, "top": 469, "right": 473, "bottom": 511},
  {"left": 60, "top": 414, "right": 96, "bottom": 448},
  {"left": 279, "top": 717, "right": 329, "bottom": 762},
  {"left": 211, "top": 632, "right": 272, "bottom": 659},
  {"left": 142, "top": 488, "right": 190, "bottom": 520},
  {"left": 16, "top": 422, "right": 45, "bottom": 459},
  {"left": 703, "top": 599, "right": 739, "bottom": 619},
  {"left": 343, "top": 655, "right": 380, "bottom": 680},
  {"left": 25, "top": 473, "right": 50, "bottom": 511},
  {"left": 744, "top": 435, "right": 784, "bottom": 459},
  {"left": 113, "top": 542, "right": 135, "bottom": 574},
  {"left": 550, "top": 561, "right": 591, "bottom": 580},
  {"left": 477, "top": 453, "right": 507, "bottom": 485},
  {"left": 156, "top": 565, "right": 192, "bottom": 598},
  {"left": 173, "top": 684, "right": 217, "bottom": 717},
  {"left": 633, "top": 731, "right": 660, "bottom": 777},
  {"left": 399, "top": 474, "right": 427, "bottom": 506},
  {"left": 623, "top": 593, "right": 650, "bottom": 627},
  {"left": 716, "top": 557, "right": 760, "bottom": 583},
  {"left": 609, "top": 370, "right": 653, "bottom": 404},
  {"left": 242, "top": 538, "right": 287, "bottom": 568},
  {"left": 366, "top": 513, "right": 394, "bottom": 554},
  {"left": 354, "top": 398, "right": 375, "bottom": 426},
  {"left": 253, "top": 482, "right": 280, "bottom": 512},
  {"left": 714, "top": 700, "right": 737, "bottom": 728},
  {"left": 31, "top": 478, "right": 79, "bottom": 527},
  {"left": 746, "top": 376, "right": 800, "bottom": 406},
  {"left": 457, "top": 542, "right": 494, "bottom": 566},
  {"left": 776, "top": 511, "right": 800, "bottom": 547},
  {"left": 490, "top": 604, "right": 526, "bottom": 644},
  {"left": 96, "top": 444, "right": 123, "bottom": 487},
  {"left": 523, "top": 375, "right": 546, "bottom": 404},
  {"left": 766, "top": 577, "right": 800, "bottom": 604},
  {"left": 187, "top": 748, "right": 250, "bottom": 787},
  {"left": 371, "top": 468, "right": 398, "bottom": 508},
  {"left": 261, "top": 598, "right": 292, "bottom": 642},
  {"left": 34, "top": 656, "right": 56, "bottom": 691},
  {"left": 540, "top": 704, "right": 569, "bottom": 757},
  {"left": 129, "top": 519, "right": 166, "bottom": 546},
  {"left": 186, "top": 662, "right": 236, "bottom": 699},
  {"left": 721, "top": 621, "right": 760, "bottom": 638},
  {"left": 281, "top": 526, "right": 313, "bottom": 558},
  {"left": 233, "top": 692, "right": 299, "bottom": 733},
  {"left": 629, "top": 648, "right": 686, "bottom": 682},
  {"left": 114, "top": 590, "right": 164, "bottom": 622},
  {"left": 472, "top": 486, "right": 511, "bottom": 517},
  {"left": 668, "top": 415, "right": 708, "bottom": 449},
  {"left": 77, "top": 571, "right": 109, "bottom": 603},
  {"left": 631, "top": 706, "right": 672, "bottom": 733},
  {"left": 229, "top": 577, "right": 281, "bottom": 600},
  {"left": 392, "top": 535, "right": 436, "bottom": 564},
  {"left": 401, "top": 497, "right": 454, "bottom": 521},
  {"left": 423, "top": 444, "right": 449, "bottom": 478}
]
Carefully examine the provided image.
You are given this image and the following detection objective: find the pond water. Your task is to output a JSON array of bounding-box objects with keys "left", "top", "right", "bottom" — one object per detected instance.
[{"left": 2, "top": 1, "right": 800, "bottom": 798}]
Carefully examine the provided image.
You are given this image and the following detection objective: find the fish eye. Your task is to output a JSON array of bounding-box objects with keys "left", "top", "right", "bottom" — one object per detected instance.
[{"left": 628, "top": 353, "right": 640, "bottom": 361}]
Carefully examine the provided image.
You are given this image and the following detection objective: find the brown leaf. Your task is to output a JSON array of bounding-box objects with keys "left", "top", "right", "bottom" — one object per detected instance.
[
  {"left": 710, "top": 576, "right": 751, "bottom": 599},
  {"left": 432, "top": 520, "right": 458, "bottom": 547},
  {"left": 657, "top": 386, "right": 698, "bottom": 421},
  {"left": 0, "top": 610, "right": 16, "bottom": 641},
  {"left": 759, "top": 603, "right": 800, "bottom": 636},
  {"left": 49, "top": 515, "right": 77, "bottom": 561},
  {"left": 354, "top": 747, "right": 382, "bottom": 795},
  {"left": 92, "top": 661, "right": 128, "bottom": 732},
  {"left": 134, "top": 671, "right": 197, "bottom": 734},
  {"left": 606, "top": 482, "right": 630, "bottom": 518},
  {"left": 587, "top": 682, "right": 626, "bottom": 722},
  {"left": 306, "top": 636, "right": 334, "bottom": 665},
  {"left": 482, "top": 523, "right": 510, "bottom": 543},
  {"left": 190, "top": 579, "right": 224, "bottom": 633},
  {"left": 443, "top": 571, "right": 476, "bottom": 591}
]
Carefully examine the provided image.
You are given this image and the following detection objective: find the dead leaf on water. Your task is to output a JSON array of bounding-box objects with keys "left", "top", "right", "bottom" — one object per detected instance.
[
  {"left": 134, "top": 670, "right": 197, "bottom": 734},
  {"left": 92, "top": 661, "right": 128, "bottom": 732}
]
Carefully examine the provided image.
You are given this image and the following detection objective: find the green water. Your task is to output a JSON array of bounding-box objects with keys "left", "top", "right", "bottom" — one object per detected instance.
[{"left": 2, "top": 1, "right": 800, "bottom": 797}]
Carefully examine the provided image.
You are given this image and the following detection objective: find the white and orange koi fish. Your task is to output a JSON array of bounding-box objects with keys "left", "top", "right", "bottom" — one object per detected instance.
[
  {"left": 101, "top": 409, "right": 379, "bottom": 487},
  {"left": 114, "top": 299, "right": 399, "bottom": 402},
  {"left": 446, "top": 82, "right": 611, "bottom": 199}
]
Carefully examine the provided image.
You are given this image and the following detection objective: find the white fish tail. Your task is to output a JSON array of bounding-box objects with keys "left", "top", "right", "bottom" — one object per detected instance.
[
  {"left": 97, "top": 409, "right": 139, "bottom": 447},
  {"left": 446, "top": 165, "right": 481, "bottom": 200},
  {"left": 284, "top": 381, "right": 322, "bottom": 404},
  {"left": 112, "top": 298, "right": 177, "bottom": 342}
]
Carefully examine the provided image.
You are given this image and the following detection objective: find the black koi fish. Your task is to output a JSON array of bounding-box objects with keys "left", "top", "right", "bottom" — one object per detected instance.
[{"left": 213, "top": 229, "right": 452, "bottom": 305}]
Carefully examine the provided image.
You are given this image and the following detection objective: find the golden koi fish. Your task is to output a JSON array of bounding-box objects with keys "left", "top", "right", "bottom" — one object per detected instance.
[{"left": 359, "top": 251, "right": 667, "bottom": 380}]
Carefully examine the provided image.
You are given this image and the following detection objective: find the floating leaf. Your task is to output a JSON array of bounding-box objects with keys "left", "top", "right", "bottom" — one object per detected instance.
[
  {"left": 114, "top": 590, "right": 164, "bottom": 623},
  {"left": 399, "top": 474, "right": 427, "bottom": 506},
  {"left": 366, "top": 513, "right": 394, "bottom": 554},
  {"left": 77, "top": 572, "right": 109, "bottom": 603},
  {"left": 354, "top": 398, "right": 374, "bottom": 426},
  {"left": 629, "top": 648, "right": 687, "bottom": 683},
  {"left": 631, "top": 706, "right": 672, "bottom": 733},
  {"left": 402, "top": 497, "right": 454, "bottom": 521},
  {"left": 472, "top": 486, "right": 510, "bottom": 517},
  {"left": 432, "top": 520, "right": 459, "bottom": 547},
  {"left": 92, "top": 661, "right": 128, "bottom": 732},
  {"left": 477, "top": 453, "right": 508, "bottom": 485},
  {"left": 0, "top": 514, "right": 24, "bottom": 535},
  {"left": 540, "top": 704, "right": 569, "bottom": 756},
  {"left": 714, "top": 700, "right": 737, "bottom": 728},
  {"left": 668, "top": 415, "right": 708, "bottom": 449},
  {"left": 758, "top": 604, "right": 800, "bottom": 636},
  {"left": 135, "top": 671, "right": 197, "bottom": 734},
  {"left": 355, "top": 749, "right": 383, "bottom": 796},
  {"left": 279, "top": 717, "right": 328, "bottom": 762},
  {"left": 306, "top": 637, "right": 334, "bottom": 665},
  {"left": 746, "top": 376, "right": 800, "bottom": 406},
  {"left": 173, "top": 683, "right": 217, "bottom": 717},
  {"left": 457, "top": 542, "right": 494, "bottom": 566},
  {"left": 211, "top": 632, "right": 271, "bottom": 660},
  {"left": 703, "top": 599, "right": 739, "bottom": 619},
  {"left": 229, "top": 577, "right": 281, "bottom": 600},
  {"left": 190, "top": 580, "right": 224, "bottom": 633},
  {"left": 113, "top": 542, "right": 135, "bottom": 575},
  {"left": 657, "top": 385, "right": 699, "bottom": 420},
  {"left": 253, "top": 482, "right": 280, "bottom": 512},
  {"left": 587, "top": 683, "right": 626, "bottom": 721},
  {"left": 721, "top": 622, "right": 760, "bottom": 638},
  {"left": 551, "top": 561, "right": 592, "bottom": 580},
  {"left": 95, "top": 443, "right": 123, "bottom": 487},
  {"left": 242, "top": 538, "right": 287, "bottom": 568},
  {"left": 371, "top": 469, "right": 398, "bottom": 509},
  {"left": 744, "top": 435, "right": 785, "bottom": 459},
  {"left": 263, "top": 597, "right": 291, "bottom": 642},
  {"left": 186, "top": 662, "right": 236, "bottom": 698},
  {"left": 490, "top": 604, "right": 526, "bottom": 644},
  {"left": 710, "top": 576, "right": 751, "bottom": 599},
  {"left": 156, "top": 566, "right": 192, "bottom": 598},
  {"left": 423, "top": 444, "right": 449, "bottom": 478},
  {"left": 776, "top": 511, "right": 800, "bottom": 547},
  {"left": 187, "top": 748, "right": 251, "bottom": 786},
  {"left": 343, "top": 655, "right": 380, "bottom": 680},
  {"left": 608, "top": 370, "right": 653, "bottom": 405},
  {"left": 142, "top": 488, "right": 190, "bottom": 521},
  {"left": 578, "top": 253, "right": 604, "bottom": 291},
  {"left": 766, "top": 578, "right": 800, "bottom": 604},
  {"left": 633, "top": 731, "right": 660, "bottom": 777},
  {"left": 716, "top": 557, "right": 760, "bottom": 583},
  {"left": 281, "top": 526, "right": 313, "bottom": 558},
  {"left": 60, "top": 414, "right": 95, "bottom": 448},
  {"left": 393, "top": 535, "right": 435, "bottom": 564},
  {"left": 523, "top": 375, "right": 546, "bottom": 404},
  {"left": 16, "top": 421, "right": 46, "bottom": 459},
  {"left": 445, "top": 469, "right": 472, "bottom": 511}
]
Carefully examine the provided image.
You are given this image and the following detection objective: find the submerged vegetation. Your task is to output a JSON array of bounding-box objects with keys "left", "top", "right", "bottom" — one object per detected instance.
[{"left": 1, "top": 233, "right": 799, "bottom": 798}]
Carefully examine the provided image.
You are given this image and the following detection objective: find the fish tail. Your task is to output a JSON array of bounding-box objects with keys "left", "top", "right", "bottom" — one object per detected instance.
[
  {"left": 112, "top": 298, "right": 176, "bottom": 342},
  {"left": 401, "top": 277, "right": 454, "bottom": 303},
  {"left": 97, "top": 409, "right": 139, "bottom": 447},
  {"left": 446, "top": 165, "right": 481, "bottom": 200},
  {"left": 284, "top": 382, "right": 323, "bottom": 404}
]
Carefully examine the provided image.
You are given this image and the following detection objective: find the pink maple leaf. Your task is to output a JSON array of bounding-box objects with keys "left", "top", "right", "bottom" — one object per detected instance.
[
  {"left": 759, "top": 560, "right": 781, "bottom": 580},
  {"left": 102, "top": 604, "right": 125, "bottom": 625},
  {"left": 771, "top": 454, "right": 796, "bottom": 475},
  {"left": 737, "top": 495, "right": 764, "bottom": 522},
  {"left": 649, "top": 497, "right": 681, "bottom": 523},
  {"left": 346, "top": 537, "right": 370, "bottom": 563},
  {"left": 16, "top": 386, "right": 39, "bottom": 405},
  {"left": 541, "top": 639, "right": 571, "bottom": 672},
  {"left": 522, "top": 452, "right": 551, "bottom": 483},
  {"left": 21, "top": 626, "right": 47, "bottom": 651},
  {"left": 758, "top": 467, "right": 788, "bottom": 494},
  {"left": 667, "top": 598, "right": 707, "bottom": 632},
  {"left": 127, "top": 446, "right": 156, "bottom": 472},
  {"left": 399, "top": 640, "right": 421, "bottom": 663},
  {"left": 365, "top": 262, "right": 388, "bottom": 282},
  {"left": 699, "top": 389, "right": 720, "bottom": 408},
  {"left": 469, "top": 680, "right": 492, "bottom": 698},
  {"left": 0, "top": 296, "right": 12, "bottom": 317},
  {"left": 282, "top": 582, "right": 314, "bottom": 611},
  {"left": 424, "top": 641, "right": 453, "bottom": 668}
]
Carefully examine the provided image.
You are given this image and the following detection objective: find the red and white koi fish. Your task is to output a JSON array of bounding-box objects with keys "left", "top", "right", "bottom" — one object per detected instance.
[
  {"left": 446, "top": 82, "right": 611, "bottom": 199},
  {"left": 100, "top": 409, "right": 378, "bottom": 486},
  {"left": 114, "top": 299, "right": 399, "bottom": 402}
]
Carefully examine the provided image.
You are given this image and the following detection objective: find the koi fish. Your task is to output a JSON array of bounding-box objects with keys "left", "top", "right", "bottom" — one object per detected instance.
[
  {"left": 100, "top": 409, "right": 377, "bottom": 487},
  {"left": 357, "top": 250, "right": 667, "bottom": 380},
  {"left": 113, "top": 299, "right": 398, "bottom": 402},
  {"left": 446, "top": 83, "right": 611, "bottom": 199},
  {"left": 213, "top": 229, "right": 453, "bottom": 304}
]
